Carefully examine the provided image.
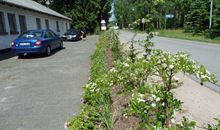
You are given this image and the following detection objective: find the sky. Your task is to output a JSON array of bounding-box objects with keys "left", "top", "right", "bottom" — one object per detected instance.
[{"left": 109, "top": 0, "right": 116, "bottom": 22}]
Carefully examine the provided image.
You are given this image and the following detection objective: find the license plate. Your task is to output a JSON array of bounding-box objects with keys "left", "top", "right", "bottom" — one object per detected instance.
[{"left": 20, "top": 42, "right": 30, "bottom": 46}]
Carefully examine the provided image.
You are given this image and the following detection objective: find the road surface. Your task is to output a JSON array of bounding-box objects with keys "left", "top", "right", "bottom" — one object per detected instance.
[
  {"left": 0, "top": 36, "right": 97, "bottom": 130},
  {"left": 119, "top": 31, "right": 220, "bottom": 92}
]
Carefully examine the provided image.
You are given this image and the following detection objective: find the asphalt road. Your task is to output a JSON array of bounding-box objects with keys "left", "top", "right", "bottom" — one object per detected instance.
[
  {"left": 119, "top": 31, "right": 220, "bottom": 92},
  {"left": 0, "top": 36, "right": 97, "bottom": 130}
]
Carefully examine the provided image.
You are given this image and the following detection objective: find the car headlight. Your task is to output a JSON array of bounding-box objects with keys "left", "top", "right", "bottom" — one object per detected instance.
[{"left": 72, "top": 35, "right": 77, "bottom": 37}]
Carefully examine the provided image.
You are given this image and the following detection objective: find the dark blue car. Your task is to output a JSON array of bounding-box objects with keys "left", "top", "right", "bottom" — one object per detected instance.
[{"left": 11, "top": 29, "right": 63, "bottom": 57}]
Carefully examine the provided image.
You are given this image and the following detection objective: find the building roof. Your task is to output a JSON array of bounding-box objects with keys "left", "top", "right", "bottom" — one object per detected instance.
[{"left": 0, "top": 0, "right": 71, "bottom": 21}]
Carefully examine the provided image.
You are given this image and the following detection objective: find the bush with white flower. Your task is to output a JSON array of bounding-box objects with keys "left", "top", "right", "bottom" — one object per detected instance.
[
  {"left": 110, "top": 47, "right": 217, "bottom": 129},
  {"left": 208, "top": 118, "right": 220, "bottom": 130},
  {"left": 68, "top": 30, "right": 218, "bottom": 130},
  {"left": 125, "top": 84, "right": 182, "bottom": 128},
  {"left": 109, "top": 58, "right": 154, "bottom": 91},
  {"left": 68, "top": 31, "right": 117, "bottom": 130}
]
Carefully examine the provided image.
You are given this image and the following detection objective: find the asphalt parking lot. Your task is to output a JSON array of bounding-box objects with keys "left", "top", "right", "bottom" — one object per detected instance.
[{"left": 0, "top": 36, "right": 97, "bottom": 130}]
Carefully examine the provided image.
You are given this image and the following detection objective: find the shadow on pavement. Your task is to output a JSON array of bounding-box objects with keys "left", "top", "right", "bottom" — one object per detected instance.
[
  {"left": 18, "top": 47, "right": 65, "bottom": 59},
  {"left": 0, "top": 49, "right": 16, "bottom": 61},
  {"left": 0, "top": 47, "right": 65, "bottom": 61}
]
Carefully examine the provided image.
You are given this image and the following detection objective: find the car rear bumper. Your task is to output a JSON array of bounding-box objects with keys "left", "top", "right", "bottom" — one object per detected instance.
[
  {"left": 67, "top": 37, "right": 80, "bottom": 41},
  {"left": 12, "top": 46, "right": 45, "bottom": 54}
]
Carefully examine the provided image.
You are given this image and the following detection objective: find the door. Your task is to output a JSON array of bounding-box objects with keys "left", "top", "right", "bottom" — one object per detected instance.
[
  {"left": 49, "top": 30, "right": 60, "bottom": 48},
  {"left": 44, "top": 31, "right": 55, "bottom": 49}
]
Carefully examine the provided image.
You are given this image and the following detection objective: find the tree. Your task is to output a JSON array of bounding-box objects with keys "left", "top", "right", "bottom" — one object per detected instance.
[
  {"left": 211, "top": 0, "right": 220, "bottom": 38},
  {"left": 99, "top": 0, "right": 112, "bottom": 25},
  {"left": 34, "top": 0, "right": 112, "bottom": 33},
  {"left": 114, "top": 0, "right": 133, "bottom": 28},
  {"left": 184, "top": 0, "right": 210, "bottom": 34}
]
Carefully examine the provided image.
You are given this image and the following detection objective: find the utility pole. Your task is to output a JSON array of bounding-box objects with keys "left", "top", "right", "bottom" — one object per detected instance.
[
  {"left": 209, "top": 0, "right": 213, "bottom": 29},
  {"left": 209, "top": 0, "right": 213, "bottom": 37}
]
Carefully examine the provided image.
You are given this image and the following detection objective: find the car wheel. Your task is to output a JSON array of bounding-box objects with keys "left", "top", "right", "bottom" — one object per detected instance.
[
  {"left": 60, "top": 41, "right": 63, "bottom": 49},
  {"left": 17, "top": 53, "right": 24, "bottom": 58},
  {"left": 45, "top": 46, "right": 51, "bottom": 56}
]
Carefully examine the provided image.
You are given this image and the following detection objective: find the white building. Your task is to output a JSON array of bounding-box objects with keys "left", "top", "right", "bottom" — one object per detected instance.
[{"left": 0, "top": 0, "right": 72, "bottom": 50}]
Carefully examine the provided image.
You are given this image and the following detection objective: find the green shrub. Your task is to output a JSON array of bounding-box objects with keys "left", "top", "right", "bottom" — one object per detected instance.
[{"left": 67, "top": 32, "right": 113, "bottom": 130}]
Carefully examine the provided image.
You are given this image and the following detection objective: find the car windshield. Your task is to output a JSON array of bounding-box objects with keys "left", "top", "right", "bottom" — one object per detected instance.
[
  {"left": 19, "top": 31, "right": 43, "bottom": 38},
  {"left": 66, "top": 29, "right": 79, "bottom": 35}
]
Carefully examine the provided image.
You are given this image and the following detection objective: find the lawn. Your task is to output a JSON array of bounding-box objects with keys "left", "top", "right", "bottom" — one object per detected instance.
[{"left": 157, "top": 29, "right": 220, "bottom": 44}]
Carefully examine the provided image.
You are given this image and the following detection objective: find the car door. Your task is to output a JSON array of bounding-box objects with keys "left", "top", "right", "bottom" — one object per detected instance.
[
  {"left": 49, "top": 31, "right": 60, "bottom": 49},
  {"left": 44, "top": 31, "right": 54, "bottom": 49}
]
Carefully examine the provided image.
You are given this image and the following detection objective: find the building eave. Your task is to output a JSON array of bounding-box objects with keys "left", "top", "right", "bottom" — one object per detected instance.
[{"left": 0, "top": 1, "right": 72, "bottom": 21}]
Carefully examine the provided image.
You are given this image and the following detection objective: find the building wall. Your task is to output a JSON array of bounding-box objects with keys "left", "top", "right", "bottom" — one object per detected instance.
[{"left": 0, "top": 4, "right": 71, "bottom": 50}]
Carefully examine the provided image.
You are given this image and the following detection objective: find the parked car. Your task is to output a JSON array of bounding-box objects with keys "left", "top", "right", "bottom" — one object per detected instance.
[
  {"left": 80, "top": 28, "right": 87, "bottom": 38},
  {"left": 62, "top": 29, "right": 83, "bottom": 41},
  {"left": 11, "top": 29, "right": 63, "bottom": 58}
]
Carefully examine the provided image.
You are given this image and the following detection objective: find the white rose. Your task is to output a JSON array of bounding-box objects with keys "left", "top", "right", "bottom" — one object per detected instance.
[
  {"left": 110, "top": 67, "right": 116, "bottom": 72},
  {"left": 139, "top": 93, "right": 144, "bottom": 98},
  {"left": 156, "top": 97, "right": 160, "bottom": 102},
  {"left": 169, "top": 65, "right": 174, "bottom": 69},
  {"left": 157, "top": 60, "right": 161, "bottom": 64},
  {"left": 124, "top": 63, "right": 129, "bottom": 67},
  {"left": 162, "top": 63, "right": 167, "bottom": 68},
  {"left": 137, "top": 98, "right": 145, "bottom": 103},
  {"left": 152, "top": 94, "right": 156, "bottom": 99},
  {"left": 151, "top": 103, "right": 156, "bottom": 107}
]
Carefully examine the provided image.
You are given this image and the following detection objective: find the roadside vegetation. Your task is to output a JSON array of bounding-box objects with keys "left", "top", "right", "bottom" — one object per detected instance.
[
  {"left": 158, "top": 29, "right": 220, "bottom": 44},
  {"left": 67, "top": 30, "right": 121, "bottom": 129},
  {"left": 114, "top": 0, "right": 220, "bottom": 40},
  {"left": 66, "top": 30, "right": 220, "bottom": 129}
]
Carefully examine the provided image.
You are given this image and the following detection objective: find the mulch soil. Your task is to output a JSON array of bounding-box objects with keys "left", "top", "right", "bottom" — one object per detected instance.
[{"left": 105, "top": 48, "right": 139, "bottom": 130}]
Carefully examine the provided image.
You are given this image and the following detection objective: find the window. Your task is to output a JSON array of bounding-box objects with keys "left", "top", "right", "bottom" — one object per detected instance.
[
  {"left": 7, "top": 13, "right": 18, "bottom": 34},
  {"left": 45, "top": 19, "right": 49, "bottom": 29},
  {"left": 0, "top": 12, "right": 7, "bottom": 35},
  {"left": 19, "top": 15, "right": 27, "bottom": 33},
  {"left": 56, "top": 21, "right": 60, "bottom": 32},
  {"left": 65, "top": 23, "right": 68, "bottom": 31},
  {"left": 36, "top": 18, "right": 41, "bottom": 29},
  {"left": 19, "top": 31, "right": 43, "bottom": 38},
  {"left": 50, "top": 30, "right": 57, "bottom": 36},
  {"left": 44, "top": 31, "right": 53, "bottom": 38}
]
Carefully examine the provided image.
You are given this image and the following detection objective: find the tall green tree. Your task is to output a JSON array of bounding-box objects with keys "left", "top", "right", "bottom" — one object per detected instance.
[
  {"left": 65, "top": 0, "right": 101, "bottom": 32},
  {"left": 184, "top": 0, "right": 210, "bottom": 34},
  {"left": 114, "top": 0, "right": 133, "bottom": 28},
  {"left": 211, "top": 0, "right": 220, "bottom": 38},
  {"left": 34, "top": 0, "right": 112, "bottom": 33}
]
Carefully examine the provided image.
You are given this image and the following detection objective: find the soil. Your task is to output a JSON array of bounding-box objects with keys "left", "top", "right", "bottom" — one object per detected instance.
[
  {"left": 105, "top": 47, "right": 140, "bottom": 130},
  {"left": 111, "top": 85, "right": 139, "bottom": 130},
  {"left": 105, "top": 48, "right": 114, "bottom": 69}
]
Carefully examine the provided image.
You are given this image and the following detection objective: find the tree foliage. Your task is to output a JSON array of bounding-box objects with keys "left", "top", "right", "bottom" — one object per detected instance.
[
  {"left": 211, "top": 0, "right": 220, "bottom": 38},
  {"left": 184, "top": 0, "right": 209, "bottom": 34},
  {"left": 34, "top": 0, "right": 112, "bottom": 33},
  {"left": 114, "top": 0, "right": 220, "bottom": 38}
]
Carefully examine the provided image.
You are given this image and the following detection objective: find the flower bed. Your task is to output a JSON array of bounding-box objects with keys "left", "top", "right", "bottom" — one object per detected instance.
[
  {"left": 67, "top": 30, "right": 121, "bottom": 130},
  {"left": 67, "top": 30, "right": 220, "bottom": 130}
]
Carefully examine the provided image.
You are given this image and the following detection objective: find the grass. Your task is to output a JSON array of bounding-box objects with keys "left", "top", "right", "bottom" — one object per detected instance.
[{"left": 157, "top": 29, "right": 220, "bottom": 44}]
